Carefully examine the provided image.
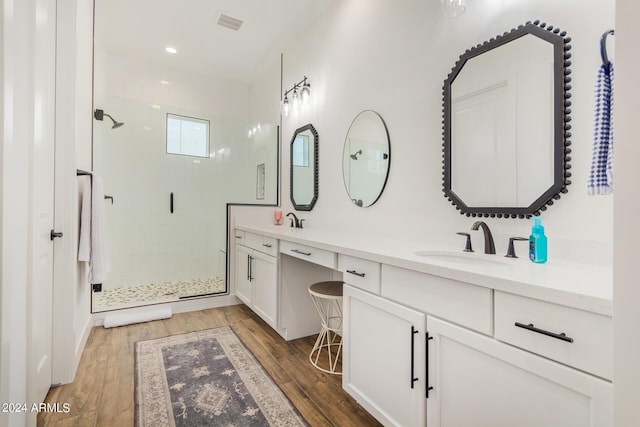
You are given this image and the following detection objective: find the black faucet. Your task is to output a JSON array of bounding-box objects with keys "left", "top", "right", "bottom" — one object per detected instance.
[
  {"left": 471, "top": 221, "right": 496, "bottom": 254},
  {"left": 286, "top": 212, "right": 302, "bottom": 229}
]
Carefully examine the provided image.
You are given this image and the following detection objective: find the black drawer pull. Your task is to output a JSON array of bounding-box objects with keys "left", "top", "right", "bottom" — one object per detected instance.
[
  {"left": 235, "top": 235, "right": 242, "bottom": 239},
  {"left": 515, "top": 322, "right": 574, "bottom": 343},
  {"left": 291, "top": 249, "right": 311, "bottom": 256},
  {"left": 426, "top": 333, "right": 433, "bottom": 398},
  {"left": 410, "top": 326, "right": 419, "bottom": 389},
  {"left": 346, "top": 269, "right": 365, "bottom": 278},
  {"left": 262, "top": 243, "right": 273, "bottom": 248}
]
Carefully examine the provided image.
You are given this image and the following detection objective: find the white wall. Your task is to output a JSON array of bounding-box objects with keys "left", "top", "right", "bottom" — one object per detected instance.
[
  {"left": 273, "top": 0, "right": 614, "bottom": 263},
  {"left": 613, "top": 0, "right": 640, "bottom": 425},
  {"left": 51, "top": 0, "right": 94, "bottom": 385},
  {"left": 0, "top": 0, "right": 32, "bottom": 424}
]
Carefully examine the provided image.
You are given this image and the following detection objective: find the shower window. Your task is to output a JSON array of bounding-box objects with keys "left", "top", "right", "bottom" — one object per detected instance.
[{"left": 166, "top": 113, "right": 210, "bottom": 158}]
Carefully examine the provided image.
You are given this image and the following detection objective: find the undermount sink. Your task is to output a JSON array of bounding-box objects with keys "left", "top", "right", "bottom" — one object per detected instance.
[{"left": 414, "top": 250, "right": 510, "bottom": 267}]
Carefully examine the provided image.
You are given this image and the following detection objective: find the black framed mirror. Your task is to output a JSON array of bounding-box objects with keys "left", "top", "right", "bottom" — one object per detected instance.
[
  {"left": 290, "top": 123, "right": 318, "bottom": 211},
  {"left": 443, "top": 20, "right": 572, "bottom": 218},
  {"left": 342, "top": 110, "right": 391, "bottom": 208}
]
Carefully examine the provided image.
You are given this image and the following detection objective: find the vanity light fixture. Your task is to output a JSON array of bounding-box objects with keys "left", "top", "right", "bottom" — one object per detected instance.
[
  {"left": 281, "top": 76, "right": 311, "bottom": 117},
  {"left": 441, "top": 0, "right": 466, "bottom": 18}
]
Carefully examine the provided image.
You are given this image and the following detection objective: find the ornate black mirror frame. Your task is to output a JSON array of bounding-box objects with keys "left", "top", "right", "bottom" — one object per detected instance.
[
  {"left": 290, "top": 123, "right": 319, "bottom": 211},
  {"left": 443, "top": 20, "right": 572, "bottom": 218}
]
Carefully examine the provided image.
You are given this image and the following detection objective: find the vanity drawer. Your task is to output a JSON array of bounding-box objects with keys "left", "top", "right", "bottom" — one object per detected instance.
[
  {"left": 494, "top": 291, "right": 612, "bottom": 380},
  {"left": 338, "top": 254, "right": 381, "bottom": 294},
  {"left": 243, "top": 232, "right": 263, "bottom": 250},
  {"left": 258, "top": 235, "right": 279, "bottom": 257},
  {"left": 236, "top": 231, "right": 278, "bottom": 257},
  {"left": 381, "top": 265, "right": 493, "bottom": 335},
  {"left": 280, "top": 240, "right": 336, "bottom": 269}
]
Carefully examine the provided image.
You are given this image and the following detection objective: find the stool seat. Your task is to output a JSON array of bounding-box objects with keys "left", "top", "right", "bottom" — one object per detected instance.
[
  {"left": 309, "top": 281, "right": 343, "bottom": 299},
  {"left": 308, "top": 281, "right": 343, "bottom": 375}
]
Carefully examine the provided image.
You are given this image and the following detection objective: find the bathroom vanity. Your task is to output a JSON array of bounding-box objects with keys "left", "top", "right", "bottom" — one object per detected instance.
[{"left": 232, "top": 224, "right": 612, "bottom": 427}]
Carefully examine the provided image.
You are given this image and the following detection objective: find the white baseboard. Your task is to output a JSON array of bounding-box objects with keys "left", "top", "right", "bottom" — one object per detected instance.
[
  {"left": 91, "top": 294, "right": 242, "bottom": 326},
  {"left": 73, "top": 315, "right": 92, "bottom": 377}
]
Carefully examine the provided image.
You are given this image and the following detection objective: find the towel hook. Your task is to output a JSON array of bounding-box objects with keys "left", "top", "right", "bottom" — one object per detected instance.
[{"left": 600, "top": 29, "right": 615, "bottom": 71}]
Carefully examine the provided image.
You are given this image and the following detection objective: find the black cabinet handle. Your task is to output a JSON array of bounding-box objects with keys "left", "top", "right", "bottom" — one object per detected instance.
[
  {"left": 246, "top": 254, "right": 250, "bottom": 281},
  {"left": 426, "top": 333, "right": 434, "bottom": 398},
  {"left": 410, "top": 326, "right": 419, "bottom": 389},
  {"left": 248, "top": 255, "right": 254, "bottom": 281},
  {"left": 170, "top": 192, "right": 174, "bottom": 214},
  {"left": 346, "top": 269, "right": 365, "bottom": 278},
  {"left": 291, "top": 249, "right": 311, "bottom": 256},
  {"left": 50, "top": 230, "right": 63, "bottom": 240},
  {"left": 262, "top": 243, "right": 273, "bottom": 248},
  {"left": 514, "top": 322, "right": 574, "bottom": 343}
]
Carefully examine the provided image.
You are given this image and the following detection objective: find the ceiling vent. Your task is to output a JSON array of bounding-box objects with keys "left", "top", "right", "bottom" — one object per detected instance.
[{"left": 216, "top": 12, "right": 243, "bottom": 31}]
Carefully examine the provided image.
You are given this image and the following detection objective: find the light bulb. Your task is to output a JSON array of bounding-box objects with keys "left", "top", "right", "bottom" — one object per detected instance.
[
  {"left": 441, "top": 0, "right": 466, "bottom": 18},
  {"left": 292, "top": 88, "right": 300, "bottom": 108},
  {"left": 301, "top": 82, "right": 311, "bottom": 103},
  {"left": 281, "top": 95, "right": 291, "bottom": 117}
]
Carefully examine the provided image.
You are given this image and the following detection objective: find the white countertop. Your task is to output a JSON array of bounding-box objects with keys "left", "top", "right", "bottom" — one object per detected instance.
[{"left": 235, "top": 224, "right": 613, "bottom": 316}]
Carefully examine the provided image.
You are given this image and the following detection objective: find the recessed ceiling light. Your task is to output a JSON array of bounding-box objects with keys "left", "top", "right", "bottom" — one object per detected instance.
[
  {"left": 160, "top": 80, "right": 170, "bottom": 85},
  {"left": 165, "top": 47, "right": 177, "bottom": 54},
  {"left": 151, "top": 104, "right": 161, "bottom": 109}
]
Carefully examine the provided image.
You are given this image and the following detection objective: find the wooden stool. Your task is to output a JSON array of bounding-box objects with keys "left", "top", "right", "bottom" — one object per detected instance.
[{"left": 308, "top": 281, "right": 343, "bottom": 375}]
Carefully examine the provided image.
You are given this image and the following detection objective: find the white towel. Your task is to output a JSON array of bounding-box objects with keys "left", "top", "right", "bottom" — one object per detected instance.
[{"left": 78, "top": 173, "right": 111, "bottom": 284}]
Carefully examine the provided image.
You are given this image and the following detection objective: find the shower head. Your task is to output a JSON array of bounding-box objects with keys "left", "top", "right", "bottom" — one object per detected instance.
[
  {"left": 94, "top": 109, "right": 125, "bottom": 129},
  {"left": 108, "top": 116, "right": 125, "bottom": 129},
  {"left": 350, "top": 149, "right": 363, "bottom": 160}
]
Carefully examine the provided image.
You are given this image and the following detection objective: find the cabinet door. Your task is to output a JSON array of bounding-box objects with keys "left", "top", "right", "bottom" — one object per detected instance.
[
  {"left": 235, "top": 245, "right": 252, "bottom": 305},
  {"left": 252, "top": 250, "right": 278, "bottom": 328},
  {"left": 343, "top": 285, "right": 426, "bottom": 427},
  {"left": 427, "top": 316, "right": 612, "bottom": 427}
]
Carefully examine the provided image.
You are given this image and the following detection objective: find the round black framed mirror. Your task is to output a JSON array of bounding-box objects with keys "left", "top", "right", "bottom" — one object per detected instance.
[{"left": 342, "top": 110, "right": 391, "bottom": 208}]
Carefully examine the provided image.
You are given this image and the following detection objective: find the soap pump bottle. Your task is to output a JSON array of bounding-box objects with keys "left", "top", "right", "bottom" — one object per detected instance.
[{"left": 529, "top": 218, "right": 548, "bottom": 264}]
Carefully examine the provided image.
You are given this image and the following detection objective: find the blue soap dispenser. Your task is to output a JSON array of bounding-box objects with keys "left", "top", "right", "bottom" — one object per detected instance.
[{"left": 529, "top": 218, "right": 548, "bottom": 264}]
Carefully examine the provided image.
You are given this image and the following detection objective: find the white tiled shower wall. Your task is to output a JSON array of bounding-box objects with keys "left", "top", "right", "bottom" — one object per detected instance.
[{"left": 93, "top": 51, "right": 278, "bottom": 291}]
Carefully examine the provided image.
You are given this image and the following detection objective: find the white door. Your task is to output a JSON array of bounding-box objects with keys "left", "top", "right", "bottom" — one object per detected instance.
[
  {"left": 29, "top": 0, "right": 57, "bottom": 406},
  {"left": 427, "top": 316, "right": 612, "bottom": 427},
  {"left": 251, "top": 251, "right": 277, "bottom": 328},
  {"left": 343, "top": 285, "right": 426, "bottom": 427}
]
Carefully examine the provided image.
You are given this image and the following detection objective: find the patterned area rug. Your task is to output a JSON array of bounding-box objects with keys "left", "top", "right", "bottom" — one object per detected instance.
[{"left": 135, "top": 326, "right": 308, "bottom": 426}]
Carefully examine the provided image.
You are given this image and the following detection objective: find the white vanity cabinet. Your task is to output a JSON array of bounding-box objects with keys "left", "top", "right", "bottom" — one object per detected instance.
[
  {"left": 343, "top": 285, "right": 426, "bottom": 427},
  {"left": 426, "top": 315, "right": 612, "bottom": 427},
  {"left": 234, "top": 231, "right": 278, "bottom": 328},
  {"left": 231, "top": 225, "right": 613, "bottom": 427}
]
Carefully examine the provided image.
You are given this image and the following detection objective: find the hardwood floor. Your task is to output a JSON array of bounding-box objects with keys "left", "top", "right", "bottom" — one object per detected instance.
[{"left": 39, "top": 304, "right": 381, "bottom": 426}]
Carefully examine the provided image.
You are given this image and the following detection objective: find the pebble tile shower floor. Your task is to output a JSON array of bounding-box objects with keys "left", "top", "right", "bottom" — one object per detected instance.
[{"left": 92, "top": 277, "right": 225, "bottom": 312}]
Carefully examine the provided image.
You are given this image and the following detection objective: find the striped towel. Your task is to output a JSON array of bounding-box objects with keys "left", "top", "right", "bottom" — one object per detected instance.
[{"left": 587, "top": 63, "right": 614, "bottom": 195}]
